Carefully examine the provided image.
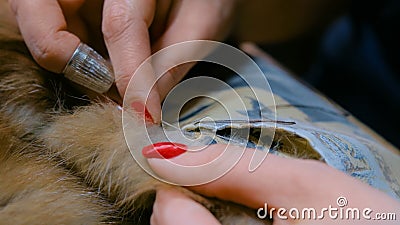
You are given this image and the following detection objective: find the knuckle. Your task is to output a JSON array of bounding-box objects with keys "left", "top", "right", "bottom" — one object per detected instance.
[
  {"left": 102, "top": 3, "right": 131, "bottom": 42},
  {"left": 32, "top": 39, "right": 55, "bottom": 68},
  {"left": 34, "top": 48, "right": 51, "bottom": 67},
  {"left": 8, "top": 0, "right": 20, "bottom": 15}
]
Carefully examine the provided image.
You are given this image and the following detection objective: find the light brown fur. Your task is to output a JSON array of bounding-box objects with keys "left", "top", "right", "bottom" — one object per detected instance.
[{"left": 0, "top": 119, "right": 114, "bottom": 225}]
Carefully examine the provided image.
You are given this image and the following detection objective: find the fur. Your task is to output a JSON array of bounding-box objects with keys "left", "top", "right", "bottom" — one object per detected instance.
[{"left": 0, "top": 117, "right": 114, "bottom": 224}]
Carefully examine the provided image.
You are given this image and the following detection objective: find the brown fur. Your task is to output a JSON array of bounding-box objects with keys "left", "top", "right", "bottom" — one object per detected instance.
[
  {"left": 0, "top": 13, "right": 268, "bottom": 225},
  {"left": 0, "top": 117, "right": 115, "bottom": 225}
]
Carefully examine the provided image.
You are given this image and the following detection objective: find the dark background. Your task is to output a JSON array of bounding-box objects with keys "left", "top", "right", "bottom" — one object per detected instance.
[{"left": 258, "top": 0, "right": 400, "bottom": 148}]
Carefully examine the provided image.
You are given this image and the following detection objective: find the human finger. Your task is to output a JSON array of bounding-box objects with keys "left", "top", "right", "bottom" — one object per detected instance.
[
  {"left": 151, "top": 0, "right": 237, "bottom": 100},
  {"left": 144, "top": 143, "right": 400, "bottom": 215},
  {"left": 9, "top": 0, "right": 82, "bottom": 73},
  {"left": 102, "top": 0, "right": 161, "bottom": 123},
  {"left": 151, "top": 188, "right": 220, "bottom": 225}
]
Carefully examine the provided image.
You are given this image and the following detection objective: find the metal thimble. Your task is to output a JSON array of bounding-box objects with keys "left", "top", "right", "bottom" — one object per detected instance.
[{"left": 63, "top": 43, "right": 114, "bottom": 93}]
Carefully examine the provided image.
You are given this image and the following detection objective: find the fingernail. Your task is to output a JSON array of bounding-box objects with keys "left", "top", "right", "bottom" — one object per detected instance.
[
  {"left": 142, "top": 142, "right": 187, "bottom": 159},
  {"left": 131, "top": 101, "right": 154, "bottom": 123}
]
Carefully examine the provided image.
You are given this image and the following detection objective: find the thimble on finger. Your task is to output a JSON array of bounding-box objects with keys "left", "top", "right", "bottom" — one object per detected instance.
[{"left": 63, "top": 43, "right": 114, "bottom": 94}]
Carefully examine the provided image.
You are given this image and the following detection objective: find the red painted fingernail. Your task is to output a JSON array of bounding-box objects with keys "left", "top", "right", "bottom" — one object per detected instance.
[
  {"left": 142, "top": 142, "right": 187, "bottom": 159},
  {"left": 131, "top": 101, "right": 154, "bottom": 123}
]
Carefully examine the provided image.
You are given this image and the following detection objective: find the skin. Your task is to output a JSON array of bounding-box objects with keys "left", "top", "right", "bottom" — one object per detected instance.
[
  {"left": 8, "top": 0, "right": 239, "bottom": 123},
  {"left": 147, "top": 144, "right": 400, "bottom": 225}
]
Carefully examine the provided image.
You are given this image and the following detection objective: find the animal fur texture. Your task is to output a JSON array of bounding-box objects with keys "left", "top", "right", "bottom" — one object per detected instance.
[{"left": 0, "top": 15, "right": 269, "bottom": 225}]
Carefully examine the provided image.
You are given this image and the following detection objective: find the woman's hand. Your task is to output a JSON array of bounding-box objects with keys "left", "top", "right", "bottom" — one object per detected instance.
[
  {"left": 143, "top": 143, "right": 400, "bottom": 224},
  {"left": 8, "top": 0, "right": 239, "bottom": 123}
]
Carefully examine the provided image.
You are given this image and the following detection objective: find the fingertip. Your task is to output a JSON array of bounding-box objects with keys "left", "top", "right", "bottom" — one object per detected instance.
[
  {"left": 144, "top": 89, "right": 162, "bottom": 124},
  {"left": 152, "top": 188, "right": 220, "bottom": 225},
  {"left": 125, "top": 89, "right": 162, "bottom": 124},
  {"left": 122, "top": 62, "right": 162, "bottom": 124}
]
